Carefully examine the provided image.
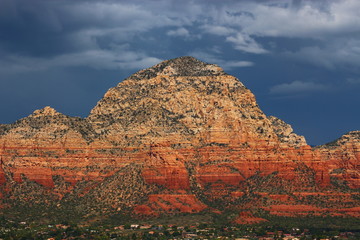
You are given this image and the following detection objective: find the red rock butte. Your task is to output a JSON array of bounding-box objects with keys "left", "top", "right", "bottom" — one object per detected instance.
[{"left": 0, "top": 56, "right": 359, "bottom": 221}]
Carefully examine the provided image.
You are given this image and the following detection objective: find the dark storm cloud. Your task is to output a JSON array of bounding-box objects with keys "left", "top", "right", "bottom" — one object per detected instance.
[
  {"left": 0, "top": 0, "right": 182, "bottom": 70},
  {"left": 2, "top": 0, "right": 360, "bottom": 71},
  {"left": 0, "top": 0, "right": 76, "bottom": 56}
]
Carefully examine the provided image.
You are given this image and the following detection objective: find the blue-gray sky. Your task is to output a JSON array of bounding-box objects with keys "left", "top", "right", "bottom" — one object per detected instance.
[{"left": 0, "top": 0, "right": 359, "bottom": 145}]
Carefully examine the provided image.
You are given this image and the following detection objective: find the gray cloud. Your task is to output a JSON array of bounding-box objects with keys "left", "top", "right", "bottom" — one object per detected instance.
[
  {"left": 346, "top": 78, "right": 360, "bottom": 84},
  {"left": 201, "top": 25, "right": 236, "bottom": 36},
  {"left": 226, "top": 33, "right": 268, "bottom": 54},
  {"left": 1, "top": 0, "right": 360, "bottom": 72},
  {"left": 0, "top": 0, "right": 180, "bottom": 72},
  {"left": 189, "top": 50, "right": 254, "bottom": 70},
  {"left": 167, "top": 28, "right": 190, "bottom": 37},
  {"left": 283, "top": 38, "right": 360, "bottom": 70},
  {"left": 270, "top": 81, "right": 331, "bottom": 94},
  {"left": 221, "top": 0, "right": 360, "bottom": 38},
  {"left": 0, "top": 47, "right": 162, "bottom": 74},
  {"left": 198, "top": 0, "right": 360, "bottom": 67}
]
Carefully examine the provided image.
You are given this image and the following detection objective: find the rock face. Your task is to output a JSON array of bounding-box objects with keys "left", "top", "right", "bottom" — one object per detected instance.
[
  {"left": 0, "top": 57, "right": 359, "bottom": 222},
  {"left": 267, "top": 116, "right": 307, "bottom": 147}
]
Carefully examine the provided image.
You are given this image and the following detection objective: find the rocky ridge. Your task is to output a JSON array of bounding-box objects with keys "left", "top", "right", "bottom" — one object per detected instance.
[
  {"left": 0, "top": 57, "right": 359, "bottom": 223},
  {"left": 267, "top": 116, "right": 307, "bottom": 147}
]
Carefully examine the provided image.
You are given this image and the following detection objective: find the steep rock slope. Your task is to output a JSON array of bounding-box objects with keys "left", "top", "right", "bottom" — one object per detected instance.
[
  {"left": 0, "top": 57, "right": 358, "bottom": 221},
  {"left": 88, "top": 57, "right": 281, "bottom": 148}
]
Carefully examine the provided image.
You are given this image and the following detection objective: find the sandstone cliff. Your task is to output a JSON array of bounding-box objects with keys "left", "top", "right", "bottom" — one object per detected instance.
[{"left": 0, "top": 57, "right": 358, "bottom": 222}]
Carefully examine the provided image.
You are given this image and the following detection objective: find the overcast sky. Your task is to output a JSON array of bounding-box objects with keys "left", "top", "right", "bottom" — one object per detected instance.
[{"left": 0, "top": 0, "right": 359, "bottom": 145}]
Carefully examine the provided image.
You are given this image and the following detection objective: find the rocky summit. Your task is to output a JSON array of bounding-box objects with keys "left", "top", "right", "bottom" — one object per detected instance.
[{"left": 0, "top": 56, "right": 359, "bottom": 224}]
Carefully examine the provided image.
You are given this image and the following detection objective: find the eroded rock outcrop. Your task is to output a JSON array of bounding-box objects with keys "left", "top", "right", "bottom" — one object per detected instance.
[
  {"left": 267, "top": 116, "right": 307, "bottom": 147},
  {"left": 0, "top": 57, "right": 358, "bottom": 221}
]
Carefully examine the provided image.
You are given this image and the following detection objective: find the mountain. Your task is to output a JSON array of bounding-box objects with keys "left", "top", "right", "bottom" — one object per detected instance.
[{"left": 0, "top": 57, "right": 359, "bottom": 224}]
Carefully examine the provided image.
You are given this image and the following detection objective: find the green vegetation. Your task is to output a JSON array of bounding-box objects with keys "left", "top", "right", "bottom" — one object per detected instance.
[{"left": 1, "top": 215, "right": 360, "bottom": 240}]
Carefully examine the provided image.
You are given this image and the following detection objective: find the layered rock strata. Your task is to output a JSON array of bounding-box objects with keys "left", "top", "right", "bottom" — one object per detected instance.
[{"left": 0, "top": 57, "right": 358, "bottom": 220}]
